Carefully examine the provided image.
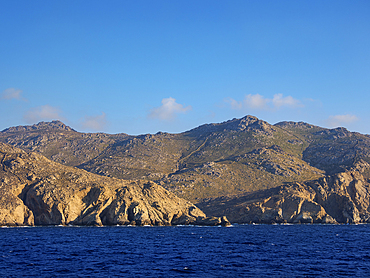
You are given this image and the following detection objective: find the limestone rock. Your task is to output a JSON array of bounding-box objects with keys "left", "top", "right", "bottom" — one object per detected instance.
[
  {"left": 199, "top": 161, "right": 370, "bottom": 224},
  {"left": 0, "top": 142, "right": 223, "bottom": 227}
]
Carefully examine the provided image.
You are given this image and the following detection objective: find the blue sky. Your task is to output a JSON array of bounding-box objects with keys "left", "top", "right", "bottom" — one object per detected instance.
[{"left": 1, "top": 1, "right": 369, "bottom": 135}]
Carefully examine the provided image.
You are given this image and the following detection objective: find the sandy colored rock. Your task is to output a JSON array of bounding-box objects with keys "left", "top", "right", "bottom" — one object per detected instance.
[
  {"left": 0, "top": 142, "right": 227, "bottom": 226},
  {"left": 3, "top": 117, "right": 370, "bottom": 224},
  {"left": 199, "top": 161, "right": 370, "bottom": 224}
]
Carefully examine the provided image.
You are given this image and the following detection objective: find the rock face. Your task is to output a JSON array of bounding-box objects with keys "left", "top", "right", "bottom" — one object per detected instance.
[
  {"left": 3, "top": 115, "right": 370, "bottom": 223},
  {"left": 198, "top": 161, "right": 370, "bottom": 224},
  {"left": 0, "top": 116, "right": 327, "bottom": 203},
  {"left": 0, "top": 143, "right": 229, "bottom": 227}
]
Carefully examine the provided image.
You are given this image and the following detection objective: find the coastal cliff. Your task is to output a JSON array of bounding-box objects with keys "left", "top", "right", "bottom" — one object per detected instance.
[
  {"left": 199, "top": 161, "right": 370, "bottom": 224},
  {"left": 0, "top": 143, "right": 229, "bottom": 227},
  {"left": 2, "top": 116, "right": 370, "bottom": 225}
]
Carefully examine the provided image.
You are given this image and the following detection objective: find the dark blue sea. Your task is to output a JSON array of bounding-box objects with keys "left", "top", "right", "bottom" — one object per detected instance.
[{"left": 1, "top": 224, "right": 370, "bottom": 277}]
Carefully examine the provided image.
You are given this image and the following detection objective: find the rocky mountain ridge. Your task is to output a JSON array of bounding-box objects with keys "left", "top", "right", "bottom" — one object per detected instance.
[
  {"left": 0, "top": 116, "right": 326, "bottom": 202},
  {"left": 2, "top": 120, "right": 76, "bottom": 133},
  {"left": 2, "top": 115, "right": 370, "bottom": 223},
  {"left": 0, "top": 142, "right": 229, "bottom": 226}
]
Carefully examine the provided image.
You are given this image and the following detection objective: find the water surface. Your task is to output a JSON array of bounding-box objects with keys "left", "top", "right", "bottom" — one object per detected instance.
[{"left": 1, "top": 224, "right": 369, "bottom": 277}]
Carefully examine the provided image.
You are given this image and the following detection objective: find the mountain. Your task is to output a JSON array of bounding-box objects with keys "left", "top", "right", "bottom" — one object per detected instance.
[
  {"left": 0, "top": 117, "right": 323, "bottom": 201},
  {"left": 0, "top": 142, "right": 229, "bottom": 226},
  {"left": 275, "top": 121, "right": 370, "bottom": 174},
  {"left": 2, "top": 115, "right": 370, "bottom": 223},
  {"left": 198, "top": 160, "right": 370, "bottom": 224},
  {"left": 1, "top": 120, "right": 131, "bottom": 167}
]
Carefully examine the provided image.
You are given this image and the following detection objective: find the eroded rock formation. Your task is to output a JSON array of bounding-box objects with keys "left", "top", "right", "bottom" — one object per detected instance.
[
  {"left": 199, "top": 161, "right": 370, "bottom": 224},
  {"left": 3, "top": 116, "right": 370, "bottom": 225},
  {"left": 0, "top": 143, "right": 229, "bottom": 227}
]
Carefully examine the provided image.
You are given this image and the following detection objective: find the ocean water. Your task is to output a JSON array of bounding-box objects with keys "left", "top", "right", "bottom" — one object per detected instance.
[{"left": 1, "top": 224, "right": 370, "bottom": 277}]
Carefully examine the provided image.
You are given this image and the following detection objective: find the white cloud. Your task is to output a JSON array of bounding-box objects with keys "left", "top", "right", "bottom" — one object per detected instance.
[
  {"left": 81, "top": 112, "right": 108, "bottom": 131},
  {"left": 245, "top": 94, "right": 269, "bottom": 109},
  {"left": 1, "top": 88, "right": 25, "bottom": 100},
  {"left": 23, "top": 105, "right": 63, "bottom": 123},
  {"left": 226, "top": 93, "right": 302, "bottom": 111},
  {"left": 226, "top": 94, "right": 269, "bottom": 110},
  {"left": 326, "top": 114, "right": 359, "bottom": 128},
  {"left": 149, "top": 97, "right": 192, "bottom": 121},
  {"left": 226, "top": 97, "right": 243, "bottom": 110},
  {"left": 272, "top": 93, "right": 302, "bottom": 108}
]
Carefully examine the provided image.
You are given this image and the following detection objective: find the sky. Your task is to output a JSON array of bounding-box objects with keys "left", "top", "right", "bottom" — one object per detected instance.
[{"left": 1, "top": 1, "right": 370, "bottom": 135}]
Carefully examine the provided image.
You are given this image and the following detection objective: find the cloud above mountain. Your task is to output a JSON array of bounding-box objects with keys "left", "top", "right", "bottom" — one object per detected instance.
[
  {"left": 326, "top": 114, "right": 359, "bottom": 128},
  {"left": 80, "top": 112, "right": 108, "bottom": 131},
  {"left": 148, "top": 97, "right": 192, "bottom": 121},
  {"left": 226, "top": 93, "right": 302, "bottom": 111},
  {"left": 23, "top": 105, "right": 64, "bottom": 123},
  {"left": 272, "top": 94, "right": 302, "bottom": 108}
]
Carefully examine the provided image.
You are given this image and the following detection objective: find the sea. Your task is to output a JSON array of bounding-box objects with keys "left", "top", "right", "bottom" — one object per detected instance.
[{"left": 1, "top": 224, "right": 370, "bottom": 277}]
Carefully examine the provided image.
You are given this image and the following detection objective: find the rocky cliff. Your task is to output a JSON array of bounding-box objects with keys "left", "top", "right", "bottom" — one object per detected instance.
[
  {"left": 0, "top": 116, "right": 328, "bottom": 203},
  {"left": 0, "top": 143, "right": 229, "bottom": 227},
  {"left": 2, "top": 115, "right": 370, "bottom": 224},
  {"left": 198, "top": 160, "right": 370, "bottom": 224}
]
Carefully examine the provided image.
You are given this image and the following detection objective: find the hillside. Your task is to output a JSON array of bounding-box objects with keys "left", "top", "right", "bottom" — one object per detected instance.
[
  {"left": 1, "top": 115, "right": 370, "bottom": 216},
  {"left": 198, "top": 160, "right": 370, "bottom": 224},
  {"left": 0, "top": 142, "right": 228, "bottom": 226}
]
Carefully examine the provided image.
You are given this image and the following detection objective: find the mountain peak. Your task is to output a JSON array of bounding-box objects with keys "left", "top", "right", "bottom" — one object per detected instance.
[
  {"left": 188, "top": 115, "right": 275, "bottom": 135},
  {"left": 2, "top": 120, "right": 76, "bottom": 133}
]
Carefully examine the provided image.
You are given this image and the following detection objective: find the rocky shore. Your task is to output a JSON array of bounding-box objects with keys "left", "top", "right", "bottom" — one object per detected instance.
[
  {"left": 3, "top": 116, "right": 370, "bottom": 225},
  {"left": 199, "top": 160, "right": 370, "bottom": 224},
  {"left": 0, "top": 143, "right": 230, "bottom": 227}
]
